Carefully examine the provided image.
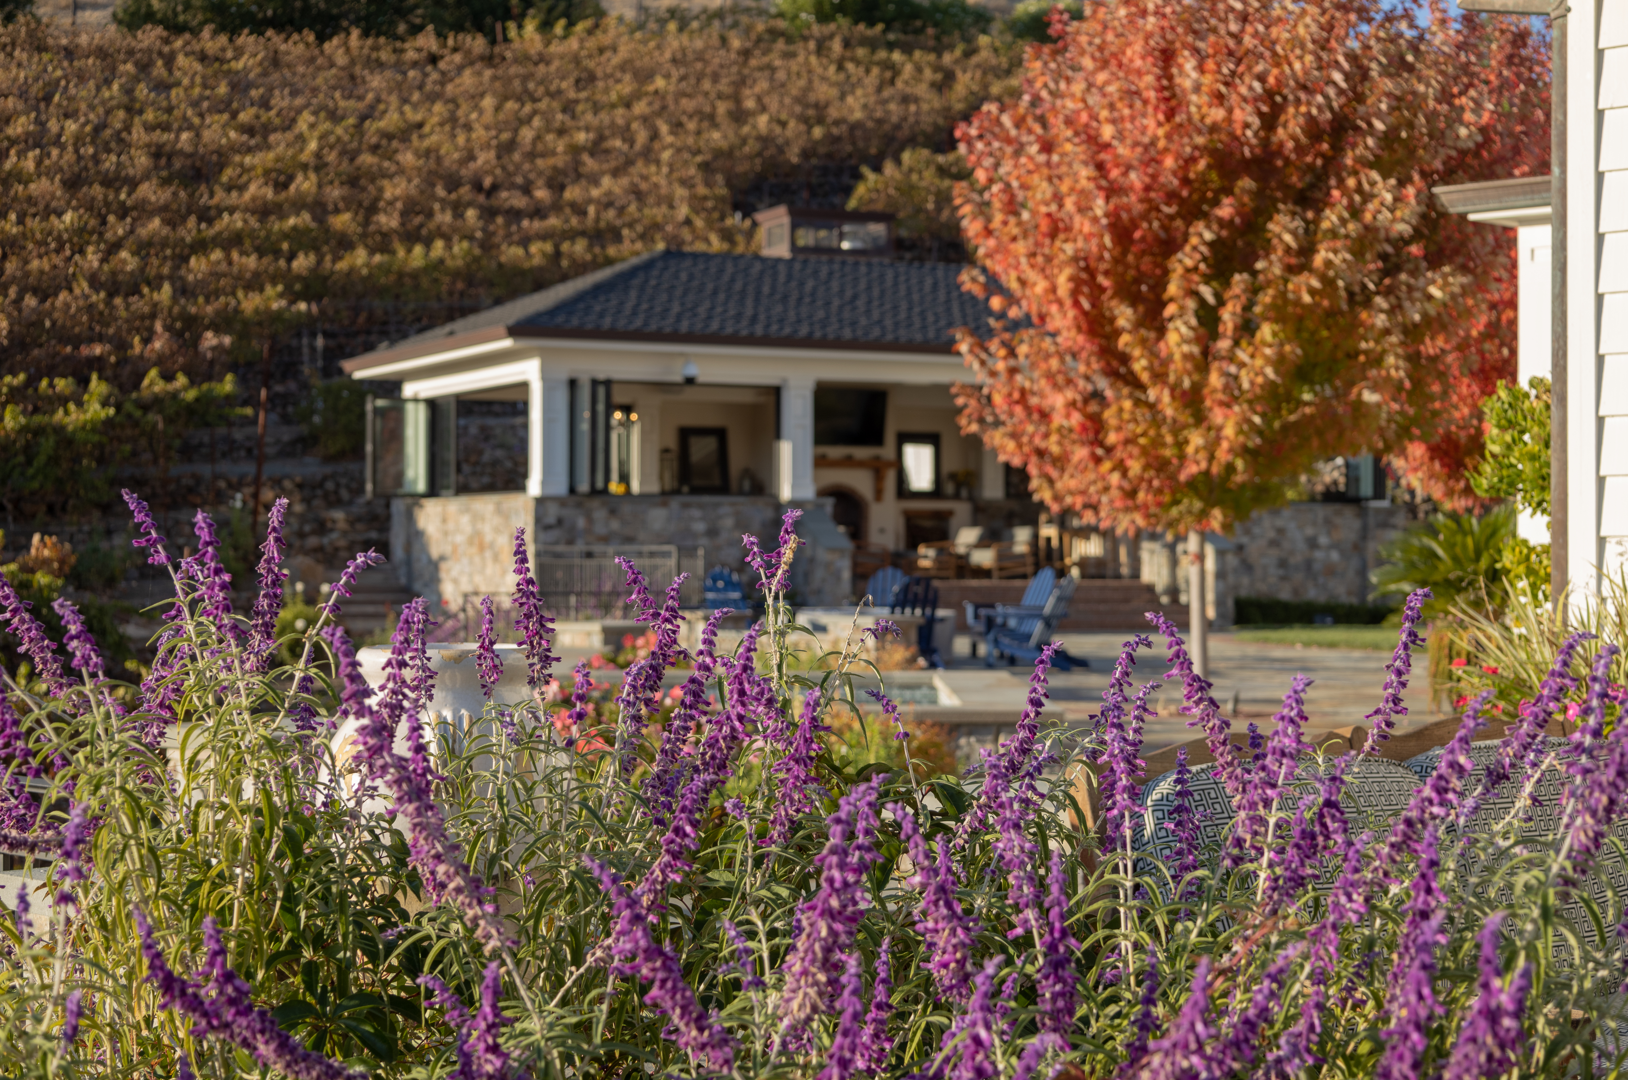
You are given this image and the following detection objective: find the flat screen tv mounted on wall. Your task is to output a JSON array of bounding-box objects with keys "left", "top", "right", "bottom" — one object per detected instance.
[{"left": 814, "top": 388, "right": 888, "bottom": 447}]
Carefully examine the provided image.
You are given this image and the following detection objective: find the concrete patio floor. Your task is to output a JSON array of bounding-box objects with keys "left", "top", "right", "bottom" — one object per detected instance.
[{"left": 937, "top": 630, "right": 1440, "bottom": 756}]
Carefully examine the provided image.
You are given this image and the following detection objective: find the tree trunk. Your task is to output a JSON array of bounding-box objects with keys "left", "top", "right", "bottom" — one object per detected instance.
[{"left": 1187, "top": 528, "right": 1207, "bottom": 679}]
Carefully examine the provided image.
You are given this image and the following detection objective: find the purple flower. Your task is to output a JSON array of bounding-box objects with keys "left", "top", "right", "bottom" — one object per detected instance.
[
  {"left": 1148, "top": 612, "right": 1245, "bottom": 800},
  {"left": 1377, "top": 695, "right": 1489, "bottom": 877},
  {"left": 1441, "top": 912, "right": 1531, "bottom": 1080},
  {"left": 1167, "top": 746, "right": 1203, "bottom": 889},
  {"left": 320, "top": 550, "right": 386, "bottom": 623},
  {"left": 1375, "top": 829, "right": 1446, "bottom": 1080},
  {"left": 474, "top": 597, "right": 503, "bottom": 700},
  {"left": 417, "top": 961, "right": 513, "bottom": 1080},
  {"left": 0, "top": 570, "right": 69, "bottom": 696},
  {"left": 563, "top": 660, "right": 592, "bottom": 740},
  {"left": 767, "top": 690, "right": 831, "bottom": 847},
  {"left": 340, "top": 610, "right": 510, "bottom": 953},
  {"left": 1262, "top": 760, "right": 1350, "bottom": 911},
  {"left": 1137, "top": 957, "right": 1216, "bottom": 1080},
  {"left": 61, "top": 988, "right": 82, "bottom": 1050},
  {"left": 510, "top": 528, "right": 558, "bottom": 687},
  {"left": 13, "top": 884, "right": 30, "bottom": 938},
  {"left": 122, "top": 490, "right": 170, "bottom": 566},
  {"left": 1477, "top": 631, "right": 1590, "bottom": 805},
  {"left": 1211, "top": 946, "right": 1298, "bottom": 1076},
  {"left": 1123, "top": 944, "right": 1161, "bottom": 1067},
  {"left": 189, "top": 510, "right": 241, "bottom": 643},
  {"left": 858, "top": 938, "right": 894, "bottom": 1072},
  {"left": 1036, "top": 849, "right": 1080, "bottom": 1034},
  {"left": 1013, "top": 1033, "right": 1066, "bottom": 1080},
  {"left": 929, "top": 957, "right": 1005, "bottom": 1080},
  {"left": 861, "top": 618, "right": 901, "bottom": 643},
  {"left": 644, "top": 608, "right": 733, "bottom": 824},
  {"left": 1101, "top": 676, "right": 1153, "bottom": 855},
  {"left": 1225, "top": 673, "right": 1312, "bottom": 870},
  {"left": 1359, "top": 588, "right": 1430, "bottom": 754},
  {"left": 721, "top": 919, "right": 764, "bottom": 990},
  {"left": 51, "top": 598, "right": 105, "bottom": 683},
  {"left": 1557, "top": 677, "right": 1628, "bottom": 875},
  {"left": 136, "top": 911, "right": 367, "bottom": 1080},
  {"left": 247, "top": 498, "right": 290, "bottom": 670},
  {"left": 865, "top": 688, "right": 912, "bottom": 744},
  {"left": 992, "top": 762, "right": 1043, "bottom": 942},
  {"left": 817, "top": 953, "right": 867, "bottom": 1080},
  {"left": 744, "top": 509, "right": 804, "bottom": 594},
  {"left": 895, "top": 803, "right": 981, "bottom": 1003},
  {"left": 587, "top": 859, "right": 736, "bottom": 1070},
  {"left": 778, "top": 776, "right": 884, "bottom": 1033},
  {"left": 612, "top": 560, "right": 686, "bottom": 773},
  {"left": 0, "top": 828, "right": 63, "bottom": 856},
  {"left": 56, "top": 801, "right": 92, "bottom": 907},
  {"left": 0, "top": 688, "right": 42, "bottom": 831}
]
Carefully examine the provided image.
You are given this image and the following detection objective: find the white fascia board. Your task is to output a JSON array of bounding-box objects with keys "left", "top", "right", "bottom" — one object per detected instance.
[
  {"left": 522, "top": 337, "right": 967, "bottom": 386},
  {"left": 402, "top": 358, "right": 542, "bottom": 400},
  {"left": 1467, "top": 206, "right": 1553, "bottom": 228},
  {"left": 348, "top": 338, "right": 525, "bottom": 380}
]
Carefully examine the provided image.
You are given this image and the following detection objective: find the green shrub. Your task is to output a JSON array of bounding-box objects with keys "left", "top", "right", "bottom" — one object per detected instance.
[
  {"left": 294, "top": 379, "right": 369, "bottom": 461},
  {"left": 1003, "top": 0, "right": 1081, "bottom": 42},
  {"left": 1371, "top": 503, "right": 1514, "bottom": 615},
  {"left": 1233, "top": 595, "right": 1397, "bottom": 626}
]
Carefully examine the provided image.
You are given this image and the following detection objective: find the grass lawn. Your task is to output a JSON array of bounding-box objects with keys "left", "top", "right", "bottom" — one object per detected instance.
[{"left": 1229, "top": 624, "right": 1411, "bottom": 651}]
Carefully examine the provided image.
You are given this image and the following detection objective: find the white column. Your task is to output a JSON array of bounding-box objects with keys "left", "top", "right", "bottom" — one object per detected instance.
[
  {"left": 538, "top": 375, "right": 571, "bottom": 496},
  {"left": 1516, "top": 223, "right": 1554, "bottom": 546},
  {"left": 979, "top": 444, "right": 1006, "bottom": 500},
  {"left": 778, "top": 376, "right": 816, "bottom": 501}
]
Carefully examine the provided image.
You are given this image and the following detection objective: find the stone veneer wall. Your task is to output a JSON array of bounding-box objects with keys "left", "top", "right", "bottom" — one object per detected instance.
[
  {"left": 1225, "top": 501, "right": 1409, "bottom": 606},
  {"left": 391, "top": 493, "right": 853, "bottom": 607}
]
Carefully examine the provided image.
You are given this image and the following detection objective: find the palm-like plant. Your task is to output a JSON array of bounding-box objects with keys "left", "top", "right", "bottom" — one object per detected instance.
[{"left": 1371, "top": 503, "right": 1514, "bottom": 616}]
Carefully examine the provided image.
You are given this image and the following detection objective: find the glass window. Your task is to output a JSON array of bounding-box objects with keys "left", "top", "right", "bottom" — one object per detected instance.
[{"left": 898, "top": 433, "right": 940, "bottom": 496}]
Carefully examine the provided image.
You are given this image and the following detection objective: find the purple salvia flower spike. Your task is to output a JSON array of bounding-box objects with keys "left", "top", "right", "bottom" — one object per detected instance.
[
  {"left": 247, "top": 497, "right": 289, "bottom": 669},
  {"left": 1123, "top": 944, "right": 1161, "bottom": 1067},
  {"left": 51, "top": 598, "right": 105, "bottom": 683},
  {"left": 1375, "top": 829, "right": 1447, "bottom": 1080},
  {"left": 136, "top": 912, "right": 367, "bottom": 1080},
  {"left": 0, "top": 570, "right": 70, "bottom": 696},
  {"left": 1138, "top": 957, "right": 1216, "bottom": 1078},
  {"left": 61, "top": 988, "right": 82, "bottom": 1050},
  {"left": 418, "top": 961, "right": 512, "bottom": 1080},
  {"left": 190, "top": 510, "right": 241, "bottom": 642},
  {"left": 766, "top": 689, "right": 830, "bottom": 847},
  {"left": 778, "top": 775, "right": 884, "bottom": 1034},
  {"left": 1211, "top": 945, "right": 1299, "bottom": 1076},
  {"left": 0, "top": 688, "right": 43, "bottom": 832},
  {"left": 1037, "top": 848, "right": 1081, "bottom": 1034},
  {"left": 121, "top": 489, "right": 170, "bottom": 566},
  {"left": 474, "top": 596, "right": 503, "bottom": 701},
  {"left": 1359, "top": 587, "right": 1431, "bottom": 755},
  {"left": 56, "top": 801, "right": 92, "bottom": 908},
  {"left": 1013, "top": 1034, "right": 1065, "bottom": 1080},
  {"left": 721, "top": 919, "right": 764, "bottom": 990},
  {"left": 1167, "top": 746, "right": 1203, "bottom": 889},
  {"left": 894, "top": 803, "right": 980, "bottom": 1003},
  {"left": 817, "top": 952, "right": 867, "bottom": 1080},
  {"left": 510, "top": 527, "right": 558, "bottom": 687},
  {"left": 1225, "top": 673, "right": 1313, "bottom": 871},
  {"left": 857, "top": 938, "right": 894, "bottom": 1072},
  {"left": 1148, "top": 610, "right": 1247, "bottom": 799},
  {"left": 930, "top": 957, "right": 1005, "bottom": 1080},
  {"left": 1466, "top": 630, "right": 1593, "bottom": 821},
  {"left": 1442, "top": 912, "right": 1532, "bottom": 1080},
  {"left": 1378, "top": 694, "right": 1490, "bottom": 877},
  {"left": 587, "top": 859, "right": 735, "bottom": 1070},
  {"left": 321, "top": 549, "right": 387, "bottom": 624}
]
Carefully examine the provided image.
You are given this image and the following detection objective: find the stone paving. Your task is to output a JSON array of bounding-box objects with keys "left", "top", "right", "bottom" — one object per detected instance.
[{"left": 938, "top": 630, "right": 1440, "bottom": 756}]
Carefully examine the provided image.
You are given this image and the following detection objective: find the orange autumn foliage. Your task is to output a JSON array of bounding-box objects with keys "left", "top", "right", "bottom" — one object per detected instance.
[{"left": 951, "top": 0, "right": 1548, "bottom": 532}]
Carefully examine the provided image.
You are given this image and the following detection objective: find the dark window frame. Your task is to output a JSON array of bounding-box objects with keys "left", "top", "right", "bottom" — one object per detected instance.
[
  {"left": 896, "top": 432, "right": 942, "bottom": 498},
  {"left": 678, "top": 427, "right": 731, "bottom": 494}
]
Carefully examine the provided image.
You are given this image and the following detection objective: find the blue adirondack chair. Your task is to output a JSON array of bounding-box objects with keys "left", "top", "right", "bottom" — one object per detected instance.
[
  {"left": 890, "top": 575, "right": 944, "bottom": 668},
  {"left": 864, "top": 566, "right": 909, "bottom": 609},
  {"left": 703, "top": 565, "right": 748, "bottom": 611},
  {"left": 984, "top": 576, "right": 1082, "bottom": 670},
  {"left": 963, "top": 565, "right": 1055, "bottom": 657}
]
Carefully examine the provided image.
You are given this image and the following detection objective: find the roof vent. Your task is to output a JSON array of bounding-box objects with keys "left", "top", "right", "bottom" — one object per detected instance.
[{"left": 751, "top": 205, "right": 895, "bottom": 260}]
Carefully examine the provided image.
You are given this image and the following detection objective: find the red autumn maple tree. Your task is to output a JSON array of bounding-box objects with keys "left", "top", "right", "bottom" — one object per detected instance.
[{"left": 952, "top": 0, "right": 1548, "bottom": 532}]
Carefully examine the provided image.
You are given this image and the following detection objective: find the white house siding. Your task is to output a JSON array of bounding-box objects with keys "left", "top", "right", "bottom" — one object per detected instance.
[{"left": 1574, "top": 0, "right": 1628, "bottom": 598}]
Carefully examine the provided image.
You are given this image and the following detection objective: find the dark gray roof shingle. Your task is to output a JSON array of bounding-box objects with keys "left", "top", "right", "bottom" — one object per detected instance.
[{"left": 379, "top": 250, "right": 990, "bottom": 356}]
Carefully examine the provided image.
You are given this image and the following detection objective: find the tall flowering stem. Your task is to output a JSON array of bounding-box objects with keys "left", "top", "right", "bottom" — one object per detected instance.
[
  {"left": 137, "top": 912, "right": 367, "bottom": 1080},
  {"left": 1149, "top": 612, "right": 1245, "bottom": 799},
  {"left": 246, "top": 497, "right": 289, "bottom": 670},
  {"left": 510, "top": 527, "right": 558, "bottom": 687},
  {"left": 1375, "top": 829, "right": 1447, "bottom": 1080},
  {"left": 858, "top": 938, "right": 894, "bottom": 1072},
  {"left": 0, "top": 570, "right": 69, "bottom": 696},
  {"left": 766, "top": 689, "right": 830, "bottom": 847},
  {"left": 1441, "top": 913, "right": 1531, "bottom": 1080},
  {"left": 1359, "top": 588, "right": 1430, "bottom": 755},
  {"left": 612, "top": 560, "right": 686, "bottom": 774},
  {"left": 417, "top": 962, "right": 513, "bottom": 1080},
  {"left": 587, "top": 859, "right": 735, "bottom": 1071},
  {"left": 475, "top": 596, "right": 503, "bottom": 701},
  {"left": 121, "top": 489, "right": 170, "bottom": 567},
  {"left": 895, "top": 803, "right": 981, "bottom": 1004},
  {"left": 778, "top": 775, "right": 883, "bottom": 1034},
  {"left": 1036, "top": 849, "right": 1080, "bottom": 1035}
]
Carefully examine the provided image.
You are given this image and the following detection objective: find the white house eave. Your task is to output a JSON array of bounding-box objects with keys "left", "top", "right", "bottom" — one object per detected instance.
[{"left": 1467, "top": 206, "right": 1553, "bottom": 228}]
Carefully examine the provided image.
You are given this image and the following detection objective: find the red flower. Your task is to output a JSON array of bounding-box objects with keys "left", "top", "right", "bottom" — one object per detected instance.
[
  {"left": 1481, "top": 665, "right": 1500, "bottom": 675},
  {"left": 1451, "top": 658, "right": 1468, "bottom": 668}
]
